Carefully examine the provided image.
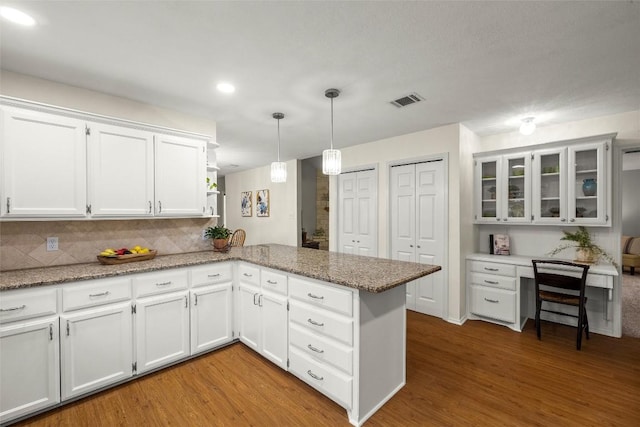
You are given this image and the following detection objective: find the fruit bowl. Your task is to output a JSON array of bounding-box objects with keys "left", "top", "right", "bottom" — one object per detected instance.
[{"left": 97, "top": 250, "right": 157, "bottom": 265}]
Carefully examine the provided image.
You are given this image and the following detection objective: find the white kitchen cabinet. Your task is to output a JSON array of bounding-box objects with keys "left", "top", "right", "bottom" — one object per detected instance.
[
  {"left": 237, "top": 264, "right": 288, "bottom": 369},
  {"left": 0, "top": 317, "right": 60, "bottom": 424},
  {"left": 190, "top": 283, "right": 233, "bottom": 354},
  {"left": 0, "top": 105, "right": 87, "bottom": 218},
  {"left": 87, "top": 122, "right": 154, "bottom": 217},
  {"left": 155, "top": 133, "right": 206, "bottom": 217}
]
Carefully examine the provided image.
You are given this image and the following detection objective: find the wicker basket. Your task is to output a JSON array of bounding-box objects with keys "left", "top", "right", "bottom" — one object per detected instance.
[{"left": 97, "top": 250, "right": 157, "bottom": 265}]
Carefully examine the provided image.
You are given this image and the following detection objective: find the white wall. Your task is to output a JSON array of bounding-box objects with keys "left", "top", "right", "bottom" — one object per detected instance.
[
  {"left": 0, "top": 71, "right": 216, "bottom": 137},
  {"left": 329, "top": 123, "right": 471, "bottom": 323},
  {"left": 224, "top": 159, "right": 298, "bottom": 246},
  {"left": 622, "top": 169, "right": 640, "bottom": 236}
]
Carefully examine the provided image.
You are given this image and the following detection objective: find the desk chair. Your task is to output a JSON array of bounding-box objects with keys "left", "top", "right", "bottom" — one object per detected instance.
[
  {"left": 229, "top": 229, "right": 246, "bottom": 247},
  {"left": 532, "top": 260, "right": 590, "bottom": 350}
]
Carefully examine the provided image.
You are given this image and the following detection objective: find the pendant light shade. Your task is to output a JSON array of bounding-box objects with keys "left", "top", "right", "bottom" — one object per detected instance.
[
  {"left": 322, "top": 88, "right": 341, "bottom": 175},
  {"left": 271, "top": 112, "right": 287, "bottom": 183}
]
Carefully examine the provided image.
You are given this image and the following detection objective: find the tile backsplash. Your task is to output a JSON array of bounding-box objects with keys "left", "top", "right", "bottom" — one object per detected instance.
[{"left": 0, "top": 218, "right": 217, "bottom": 271}]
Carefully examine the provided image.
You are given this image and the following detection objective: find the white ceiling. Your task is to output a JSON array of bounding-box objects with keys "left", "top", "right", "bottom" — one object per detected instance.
[{"left": 1, "top": 1, "right": 639, "bottom": 176}]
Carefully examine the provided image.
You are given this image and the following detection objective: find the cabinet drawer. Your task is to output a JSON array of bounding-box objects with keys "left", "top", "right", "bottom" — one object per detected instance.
[
  {"left": 469, "top": 261, "right": 516, "bottom": 277},
  {"left": 289, "top": 301, "right": 353, "bottom": 346},
  {"left": 0, "top": 288, "right": 57, "bottom": 324},
  {"left": 133, "top": 269, "right": 189, "bottom": 298},
  {"left": 261, "top": 268, "right": 287, "bottom": 295},
  {"left": 290, "top": 323, "right": 353, "bottom": 375},
  {"left": 191, "top": 263, "right": 233, "bottom": 287},
  {"left": 470, "top": 285, "right": 516, "bottom": 323},
  {"left": 289, "top": 276, "right": 353, "bottom": 317},
  {"left": 63, "top": 277, "right": 131, "bottom": 312},
  {"left": 238, "top": 263, "right": 260, "bottom": 287},
  {"left": 289, "top": 347, "right": 352, "bottom": 410},
  {"left": 469, "top": 272, "right": 516, "bottom": 291}
]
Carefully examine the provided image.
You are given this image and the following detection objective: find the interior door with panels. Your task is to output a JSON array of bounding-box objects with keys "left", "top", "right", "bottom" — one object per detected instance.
[{"left": 338, "top": 169, "right": 377, "bottom": 257}]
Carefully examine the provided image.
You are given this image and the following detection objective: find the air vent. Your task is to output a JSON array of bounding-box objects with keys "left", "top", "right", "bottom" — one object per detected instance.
[{"left": 390, "top": 92, "right": 424, "bottom": 108}]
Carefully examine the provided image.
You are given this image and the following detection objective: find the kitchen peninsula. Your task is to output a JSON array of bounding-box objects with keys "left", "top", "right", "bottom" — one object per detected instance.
[{"left": 0, "top": 244, "right": 440, "bottom": 426}]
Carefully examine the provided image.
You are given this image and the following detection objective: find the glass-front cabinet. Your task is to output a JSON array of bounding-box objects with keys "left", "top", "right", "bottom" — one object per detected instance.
[
  {"left": 533, "top": 147, "right": 567, "bottom": 224},
  {"left": 475, "top": 155, "right": 501, "bottom": 223},
  {"left": 568, "top": 142, "right": 607, "bottom": 225}
]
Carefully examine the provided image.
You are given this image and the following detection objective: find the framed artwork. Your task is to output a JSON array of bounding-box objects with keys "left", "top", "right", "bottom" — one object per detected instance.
[
  {"left": 241, "top": 191, "right": 252, "bottom": 217},
  {"left": 256, "top": 189, "right": 270, "bottom": 217}
]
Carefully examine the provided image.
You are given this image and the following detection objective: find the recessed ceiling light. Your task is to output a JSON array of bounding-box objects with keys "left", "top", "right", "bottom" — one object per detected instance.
[
  {"left": 0, "top": 6, "right": 36, "bottom": 26},
  {"left": 519, "top": 117, "right": 536, "bottom": 136},
  {"left": 216, "top": 82, "right": 235, "bottom": 94}
]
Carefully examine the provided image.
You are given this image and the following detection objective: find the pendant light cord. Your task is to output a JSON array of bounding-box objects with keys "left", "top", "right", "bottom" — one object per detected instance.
[
  {"left": 277, "top": 118, "right": 281, "bottom": 162},
  {"left": 330, "top": 97, "right": 334, "bottom": 150}
]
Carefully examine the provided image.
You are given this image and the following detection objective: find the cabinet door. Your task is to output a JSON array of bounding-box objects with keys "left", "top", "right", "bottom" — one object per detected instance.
[
  {"left": 237, "top": 283, "right": 261, "bottom": 353},
  {"left": 474, "top": 156, "right": 502, "bottom": 223},
  {"left": 533, "top": 147, "right": 567, "bottom": 224},
  {"left": 87, "top": 123, "right": 154, "bottom": 217},
  {"left": 60, "top": 302, "right": 133, "bottom": 400},
  {"left": 501, "top": 153, "right": 531, "bottom": 223},
  {"left": 135, "top": 292, "right": 190, "bottom": 374},
  {"left": 155, "top": 134, "right": 206, "bottom": 216},
  {"left": 190, "top": 283, "right": 233, "bottom": 355},
  {"left": 338, "top": 170, "right": 377, "bottom": 256},
  {"left": 1, "top": 106, "right": 87, "bottom": 217},
  {"left": 260, "top": 291, "right": 288, "bottom": 370},
  {"left": 568, "top": 141, "right": 608, "bottom": 225},
  {"left": 0, "top": 317, "right": 60, "bottom": 424}
]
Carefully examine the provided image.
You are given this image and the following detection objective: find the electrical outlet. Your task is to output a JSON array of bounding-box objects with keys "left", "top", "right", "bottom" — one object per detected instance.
[
  {"left": 202, "top": 229, "right": 207, "bottom": 240},
  {"left": 46, "top": 237, "right": 59, "bottom": 251}
]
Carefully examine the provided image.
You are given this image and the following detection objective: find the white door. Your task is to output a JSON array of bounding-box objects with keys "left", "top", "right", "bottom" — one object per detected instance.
[
  {"left": 260, "top": 290, "right": 288, "bottom": 369},
  {"left": 1, "top": 106, "right": 87, "bottom": 217},
  {"left": 338, "top": 169, "right": 377, "bottom": 256},
  {"left": 60, "top": 302, "right": 133, "bottom": 399},
  {"left": 237, "top": 283, "right": 261, "bottom": 353},
  {"left": 87, "top": 123, "right": 154, "bottom": 217},
  {"left": 135, "top": 292, "right": 190, "bottom": 374},
  {"left": 391, "top": 159, "right": 447, "bottom": 317},
  {"left": 0, "top": 317, "right": 60, "bottom": 424},
  {"left": 190, "top": 283, "right": 233, "bottom": 355}
]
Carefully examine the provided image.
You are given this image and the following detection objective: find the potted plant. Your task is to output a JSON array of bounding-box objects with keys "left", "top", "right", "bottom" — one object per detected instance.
[
  {"left": 204, "top": 225, "right": 232, "bottom": 250},
  {"left": 548, "top": 226, "right": 618, "bottom": 267}
]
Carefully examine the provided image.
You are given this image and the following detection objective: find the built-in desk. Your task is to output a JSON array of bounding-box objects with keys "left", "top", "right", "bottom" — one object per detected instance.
[{"left": 466, "top": 253, "right": 620, "bottom": 337}]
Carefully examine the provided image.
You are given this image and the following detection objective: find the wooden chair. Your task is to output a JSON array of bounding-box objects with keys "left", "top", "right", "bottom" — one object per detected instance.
[
  {"left": 532, "top": 260, "right": 590, "bottom": 350},
  {"left": 229, "top": 229, "right": 246, "bottom": 247}
]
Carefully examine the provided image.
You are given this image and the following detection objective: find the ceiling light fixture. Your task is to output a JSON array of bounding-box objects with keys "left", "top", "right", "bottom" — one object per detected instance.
[
  {"left": 322, "top": 88, "right": 341, "bottom": 176},
  {"left": 519, "top": 117, "right": 536, "bottom": 136},
  {"left": 216, "top": 82, "right": 235, "bottom": 94},
  {"left": 0, "top": 6, "right": 36, "bottom": 26},
  {"left": 271, "top": 112, "right": 287, "bottom": 183}
]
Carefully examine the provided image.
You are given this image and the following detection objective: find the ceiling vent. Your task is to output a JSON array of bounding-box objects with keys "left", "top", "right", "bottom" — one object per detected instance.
[{"left": 390, "top": 92, "right": 424, "bottom": 108}]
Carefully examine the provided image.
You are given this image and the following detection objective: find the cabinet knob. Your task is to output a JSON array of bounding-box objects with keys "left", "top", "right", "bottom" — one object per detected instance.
[
  {"left": 561, "top": 218, "right": 566, "bottom": 222},
  {"left": 409, "top": 244, "right": 414, "bottom": 248},
  {"left": 496, "top": 218, "right": 500, "bottom": 221},
  {"left": 417, "top": 245, "right": 421, "bottom": 248},
  {"left": 570, "top": 218, "right": 575, "bottom": 222},
  {"left": 503, "top": 218, "right": 508, "bottom": 221}
]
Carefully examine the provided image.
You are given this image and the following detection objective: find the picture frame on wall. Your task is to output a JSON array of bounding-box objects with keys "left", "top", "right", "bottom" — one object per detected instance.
[
  {"left": 241, "top": 191, "right": 252, "bottom": 217},
  {"left": 256, "top": 189, "right": 270, "bottom": 217}
]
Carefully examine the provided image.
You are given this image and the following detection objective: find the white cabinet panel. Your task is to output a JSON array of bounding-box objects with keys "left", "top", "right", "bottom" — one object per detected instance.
[
  {"left": 190, "top": 283, "right": 233, "bottom": 355},
  {"left": 237, "top": 282, "right": 261, "bottom": 352}
]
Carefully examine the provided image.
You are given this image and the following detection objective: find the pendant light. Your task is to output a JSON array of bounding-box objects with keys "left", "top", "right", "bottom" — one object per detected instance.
[
  {"left": 271, "top": 112, "right": 287, "bottom": 183},
  {"left": 322, "top": 88, "right": 342, "bottom": 175}
]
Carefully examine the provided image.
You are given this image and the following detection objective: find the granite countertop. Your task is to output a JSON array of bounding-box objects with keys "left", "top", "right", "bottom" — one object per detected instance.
[{"left": 0, "top": 244, "right": 441, "bottom": 293}]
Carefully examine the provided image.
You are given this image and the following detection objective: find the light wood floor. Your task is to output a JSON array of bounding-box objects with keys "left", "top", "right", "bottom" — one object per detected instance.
[{"left": 14, "top": 312, "right": 640, "bottom": 426}]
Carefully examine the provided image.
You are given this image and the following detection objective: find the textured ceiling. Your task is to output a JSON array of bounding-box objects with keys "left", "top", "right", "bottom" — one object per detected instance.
[{"left": 1, "top": 1, "right": 639, "bottom": 175}]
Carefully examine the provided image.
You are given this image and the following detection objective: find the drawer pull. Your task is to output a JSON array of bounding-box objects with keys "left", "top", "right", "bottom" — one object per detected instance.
[
  {"left": 484, "top": 297, "right": 499, "bottom": 303},
  {"left": 266, "top": 280, "right": 278, "bottom": 285},
  {"left": 307, "top": 370, "right": 324, "bottom": 381},
  {"left": 307, "top": 293, "right": 324, "bottom": 300},
  {"left": 307, "top": 318, "right": 325, "bottom": 327},
  {"left": 484, "top": 267, "right": 499, "bottom": 272},
  {"left": 89, "top": 291, "right": 110, "bottom": 298},
  {"left": 156, "top": 281, "right": 172, "bottom": 287},
  {"left": 307, "top": 344, "right": 324, "bottom": 354},
  {"left": 207, "top": 273, "right": 221, "bottom": 278},
  {"left": 484, "top": 280, "right": 499, "bottom": 285},
  {"left": 243, "top": 273, "right": 253, "bottom": 277},
  {"left": 0, "top": 304, "right": 26, "bottom": 312}
]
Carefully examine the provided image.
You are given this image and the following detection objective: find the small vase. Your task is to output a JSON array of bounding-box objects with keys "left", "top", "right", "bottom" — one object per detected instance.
[
  {"left": 582, "top": 179, "right": 597, "bottom": 197},
  {"left": 213, "top": 238, "right": 228, "bottom": 250}
]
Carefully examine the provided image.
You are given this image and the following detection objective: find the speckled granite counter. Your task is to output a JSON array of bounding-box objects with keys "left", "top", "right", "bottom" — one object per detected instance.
[{"left": 0, "top": 244, "right": 440, "bottom": 293}]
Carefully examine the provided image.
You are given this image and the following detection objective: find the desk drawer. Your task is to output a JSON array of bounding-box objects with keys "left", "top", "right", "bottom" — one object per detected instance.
[
  {"left": 469, "top": 261, "right": 516, "bottom": 277},
  {"left": 289, "top": 276, "right": 353, "bottom": 317},
  {"left": 238, "top": 263, "right": 260, "bottom": 287},
  {"left": 289, "top": 323, "right": 353, "bottom": 375},
  {"left": 289, "top": 301, "right": 353, "bottom": 346},
  {"left": 470, "top": 285, "right": 516, "bottom": 323},
  {"left": 191, "top": 263, "right": 233, "bottom": 287},
  {"left": 0, "top": 288, "right": 57, "bottom": 324},
  {"left": 63, "top": 277, "right": 131, "bottom": 312},
  {"left": 470, "top": 272, "right": 516, "bottom": 291},
  {"left": 261, "top": 268, "right": 288, "bottom": 295},
  {"left": 133, "top": 269, "right": 188, "bottom": 298}
]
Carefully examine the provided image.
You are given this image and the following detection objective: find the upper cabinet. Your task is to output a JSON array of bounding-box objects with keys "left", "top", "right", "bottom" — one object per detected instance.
[
  {"left": 474, "top": 134, "right": 613, "bottom": 227},
  {"left": 1, "top": 106, "right": 88, "bottom": 218},
  {"left": 0, "top": 97, "right": 215, "bottom": 220}
]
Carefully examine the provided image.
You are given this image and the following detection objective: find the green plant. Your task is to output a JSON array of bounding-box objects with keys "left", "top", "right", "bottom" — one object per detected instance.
[
  {"left": 204, "top": 225, "right": 231, "bottom": 240},
  {"left": 548, "top": 226, "right": 618, "bottom": 267}
]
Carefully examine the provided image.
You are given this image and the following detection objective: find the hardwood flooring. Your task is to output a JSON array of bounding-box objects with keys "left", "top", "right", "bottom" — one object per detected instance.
[{"left": 13, "top": 312, "right": 640, "bottom": 426}]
